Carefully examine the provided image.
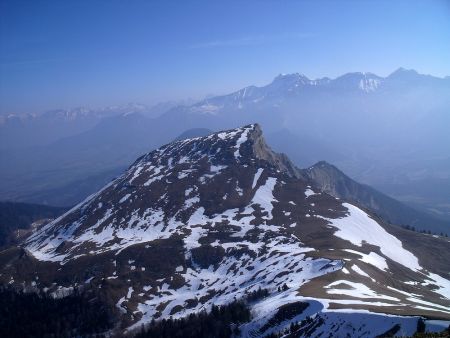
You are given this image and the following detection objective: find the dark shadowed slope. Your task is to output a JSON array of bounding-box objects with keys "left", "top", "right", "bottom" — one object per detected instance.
[
  {"left": 0, "top": 202, "right": 67, "bottom": 248},
  {"left": 303, "top": 161, "right": 450, "bottom": 235}
]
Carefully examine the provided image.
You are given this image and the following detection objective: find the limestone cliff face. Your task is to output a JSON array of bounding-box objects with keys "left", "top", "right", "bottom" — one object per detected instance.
[{"left": 249, "top": 124, "right": 304, "bottom": 179}]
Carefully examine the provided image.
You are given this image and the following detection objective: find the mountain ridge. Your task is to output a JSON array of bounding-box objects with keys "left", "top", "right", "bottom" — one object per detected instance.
[
  {"left": 304, "top": 161, "right": 450, "bottom": 235},
  {"left": 1, "top": 124, "right": 449, "bottom": 336}
]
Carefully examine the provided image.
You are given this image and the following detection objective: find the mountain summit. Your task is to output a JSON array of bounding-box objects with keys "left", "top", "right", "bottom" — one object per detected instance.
[{"left": 2, "top": 124, "right": 449, "bottom": 336}]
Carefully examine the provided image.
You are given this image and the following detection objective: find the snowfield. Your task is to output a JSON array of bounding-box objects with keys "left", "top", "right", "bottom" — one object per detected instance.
[{"left": 323, "top": 203, "right": 422, "bottom": 271}]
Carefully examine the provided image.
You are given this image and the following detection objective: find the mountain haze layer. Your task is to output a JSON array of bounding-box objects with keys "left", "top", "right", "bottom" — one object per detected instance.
[{"left": 1, "top": 69, "right": 449, "bottom": 226}]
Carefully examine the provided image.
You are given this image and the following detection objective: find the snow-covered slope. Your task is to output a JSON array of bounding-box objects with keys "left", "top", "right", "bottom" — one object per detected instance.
[{"left": 2, "top": 124, "right": 449, "bottom": 336}]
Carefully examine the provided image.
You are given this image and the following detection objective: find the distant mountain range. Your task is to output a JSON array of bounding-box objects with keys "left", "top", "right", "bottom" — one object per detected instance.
[
  {"left": 0, "top": 100, "right": 194, "bottom": 149},
  {"left": 0, "top": 68, "right": 449, "bottom": 228},
  {"left": 3, "top": 124, "right": 448, "bottom": 336}
]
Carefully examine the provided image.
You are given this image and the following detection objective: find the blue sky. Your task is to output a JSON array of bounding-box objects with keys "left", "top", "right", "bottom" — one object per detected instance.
[{"left": 1, "top": 0, "right": 449, "bottom": 113}]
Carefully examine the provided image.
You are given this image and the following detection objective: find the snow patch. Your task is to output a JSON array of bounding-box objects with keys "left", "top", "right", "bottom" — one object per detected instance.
[
  {"left": 252, "top": 168, "right": 264, "bottom": 189},
  {"left": 325, "top": 203, "right": 421, "bottom": 271}
]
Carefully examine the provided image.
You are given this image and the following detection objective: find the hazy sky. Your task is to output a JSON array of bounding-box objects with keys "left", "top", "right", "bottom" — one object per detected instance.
[{"left": 1, "top": 0, "right": 449, "bottom": 113}]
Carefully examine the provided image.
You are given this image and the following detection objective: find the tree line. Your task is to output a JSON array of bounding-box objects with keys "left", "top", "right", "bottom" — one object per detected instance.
[
  {"left": 0, "top": 286, "right": 114, "bottom": 338},
  {"left": 402, "top": 224, "right": 448, "bottom": 238}
]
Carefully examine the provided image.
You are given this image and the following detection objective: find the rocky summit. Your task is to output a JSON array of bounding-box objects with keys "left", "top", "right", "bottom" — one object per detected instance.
[{"left": 1, "top": 124, "right": 449, "bottom": 336}]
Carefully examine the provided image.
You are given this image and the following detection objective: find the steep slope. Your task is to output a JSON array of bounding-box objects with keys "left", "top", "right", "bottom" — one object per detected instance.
[
  {"left": 1, "top": 124, "right": 449, "bottom": 337},
  {"left": 304, "top": 161, "right": 450, "bottom": 235}
]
